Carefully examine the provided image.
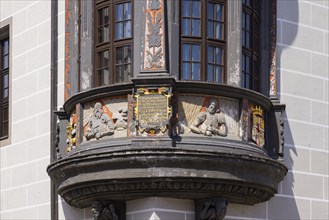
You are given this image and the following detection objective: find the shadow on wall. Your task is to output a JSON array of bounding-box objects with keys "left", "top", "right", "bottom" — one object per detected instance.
[
  {"left": 272, "top": 0, "right": 301, "bottom": 219},
  {"left": 227, "top": 0, "right": 300, "bottom": 219}
]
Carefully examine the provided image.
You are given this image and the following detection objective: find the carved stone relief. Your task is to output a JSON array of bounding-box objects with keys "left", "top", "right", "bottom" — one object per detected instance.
[
  {"left": 178, "top": 95, "right": 239, "bottom": 138},
  {"left": 83, "top": 98, "right": 128, "bottom": 141},
  {"left": 250, "top": 105, "right": 265, "bottom": 147},
  {"left": 189, "top": 99, "right": 228, "bottom": 137},
  {"left": 143, "top": 0, "right": 165, "bottom": 70},
  {"left": 196, "top": 198, "right": 228, "bottom": 220},
  {"left": 91, "top": 201, "right": 120, "bottom": 220},
  {"left": 66, "top": 111, "right": 77, "bottom": 153}
]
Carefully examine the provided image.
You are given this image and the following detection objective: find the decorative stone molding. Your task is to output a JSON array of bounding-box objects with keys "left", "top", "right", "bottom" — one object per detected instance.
[
  {"left": 143, "top": 0, "right": 166, "bottom": 70},
  {"left": 59, "top": 178, "right": 273, "bottom": 208}
]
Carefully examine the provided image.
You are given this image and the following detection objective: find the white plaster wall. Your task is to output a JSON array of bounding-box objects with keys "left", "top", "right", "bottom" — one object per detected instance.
[
  {"left": 0, "top": 0, "right": 66, "bottom": 219},
  {"left": 126, "top": 197, "right": 194, "bottom": 220},
  {"left": 276, "top": 0, "right": 328, "bottom": 219},
  {"left": 226, "top": 1, "right": 329, "bottom": 219},
  {"left": 1, "top": 0, "right": 328, "bottom": 220}
]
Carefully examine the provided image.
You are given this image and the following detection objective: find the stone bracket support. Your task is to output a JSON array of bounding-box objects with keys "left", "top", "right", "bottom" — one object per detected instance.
[{"left": 195, "top": 197, "right": 228, "bottom": 220}]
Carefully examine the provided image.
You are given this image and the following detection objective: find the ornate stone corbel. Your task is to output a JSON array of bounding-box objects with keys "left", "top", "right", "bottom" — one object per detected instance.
[
  {"left": 54, "top": 108, "right": 69, "bottom": 160},
  {"left": 91, "top": 201, "right": 120, "bottom": 220},
  {"left": 196, "top": 197, "right": 228, "bottom": 220},
  {"left": 269, "top": 99, "right": 286, "bottom": 160}
]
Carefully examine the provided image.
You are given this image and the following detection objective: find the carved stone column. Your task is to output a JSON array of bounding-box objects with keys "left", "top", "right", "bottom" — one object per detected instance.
[{"left": 195, "top": 198, "right": 228, "bottom": 220}]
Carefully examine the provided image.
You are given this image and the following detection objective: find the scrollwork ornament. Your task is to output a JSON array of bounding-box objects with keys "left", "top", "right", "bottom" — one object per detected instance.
[{"left": 197, "top": 198, "right": 228, "bottom": 220}]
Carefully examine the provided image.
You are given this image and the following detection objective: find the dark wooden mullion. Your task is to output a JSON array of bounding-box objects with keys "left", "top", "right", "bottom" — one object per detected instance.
[
  {"left": 95, "top": 0, "right": 112, "bottom": 87},
  {"left": 223, "top": 0, "right": 227, "bottom": 83},
  {"left": 205, "top": 0, "right": 226, "bottom": 83},
  {"left": 113, "top": 42, "right": 132, "bottom": 83},
  {"left": 188, "top": 44, "right": 193, "bottom": 80},
  {"left": 201, "top": 0, "right": 206, "bottom": 82},
  {"left": 189, "top": 1, "right": 193, "bottom": 36},
  {"left": 251, "top": 1, "right": 259, "bottom": 91},
  {"left": 250, "top": 2, "right": 255, "bottom": 90}
]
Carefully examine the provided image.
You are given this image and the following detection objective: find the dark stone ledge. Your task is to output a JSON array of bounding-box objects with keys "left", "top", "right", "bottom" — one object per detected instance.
[{"left": 47, "top": 138, "right": 287, "bottom": 208}]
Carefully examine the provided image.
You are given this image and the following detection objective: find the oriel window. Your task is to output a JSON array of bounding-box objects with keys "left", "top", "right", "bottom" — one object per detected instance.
[
  {"left": 242, "top": 0, "right": 260, "bottom": 91},
  {"left": 181, "top": 0, "right": 226, "bottom": 83},
  {"left": 94, "top": 0, "right": 133, "bottom": 87}
]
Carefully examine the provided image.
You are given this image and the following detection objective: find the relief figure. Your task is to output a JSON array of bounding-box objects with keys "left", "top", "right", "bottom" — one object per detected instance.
[
  {"left": 190, "top": 100, "right": 228, "bottom": 137},
  {"left": 85, "top": 102, "right": 114, "bottom": 140}
]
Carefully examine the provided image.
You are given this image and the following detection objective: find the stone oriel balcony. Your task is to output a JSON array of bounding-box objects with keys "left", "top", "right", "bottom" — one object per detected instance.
[{"left": 47, "top": 79, "right": 287, "bottom": 210}]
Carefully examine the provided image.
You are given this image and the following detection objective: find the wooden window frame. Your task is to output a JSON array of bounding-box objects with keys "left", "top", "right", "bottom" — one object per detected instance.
[
  {"left": 180, "top": 0, "right": 226, "bottom": 83},
  {"left": 94, "top": 0, "right": 133, "bottom": 87},
  {"left": 0, "top": 25, "right": 9, "bottom": 140},
  {"left": 242, "top": 0, "right": 260, "bottom": 91}
]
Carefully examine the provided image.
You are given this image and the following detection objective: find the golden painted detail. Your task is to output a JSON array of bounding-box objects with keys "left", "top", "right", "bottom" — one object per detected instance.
[
  {"left": 66, "top": 113, "right": 77, "bottom": 153},
  {"left": 251, "top": 105, "right": 265, "bottom": 147},
  {"left": 134, "top": 87, "right": 172, "bottom": 135}
]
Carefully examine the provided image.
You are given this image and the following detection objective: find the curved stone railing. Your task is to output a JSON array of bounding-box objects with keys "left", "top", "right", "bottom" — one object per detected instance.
[{"left": 48, "top": 78, "right": 287, "bottom": 209}]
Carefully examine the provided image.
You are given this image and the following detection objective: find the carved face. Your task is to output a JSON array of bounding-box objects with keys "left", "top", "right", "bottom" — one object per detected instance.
[
  {"left": 91, "top": 201, "right": 102, "bottom": 219},
  {"left": 94, "top": 106, "right": 103, "bottom": 119},
  {"left": 208, "top": 101, "right": 217, "bottom": 114}
]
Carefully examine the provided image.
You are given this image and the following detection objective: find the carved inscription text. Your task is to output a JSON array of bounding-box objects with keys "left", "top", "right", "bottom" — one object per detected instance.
[{"left": 138, "top": 94, "right": 167, "bottom": 126}]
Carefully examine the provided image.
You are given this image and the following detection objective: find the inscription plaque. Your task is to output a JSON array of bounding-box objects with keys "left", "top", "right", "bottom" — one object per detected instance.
[{"left": 134, "top": 87, "right": 172, "bottom": 135}]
